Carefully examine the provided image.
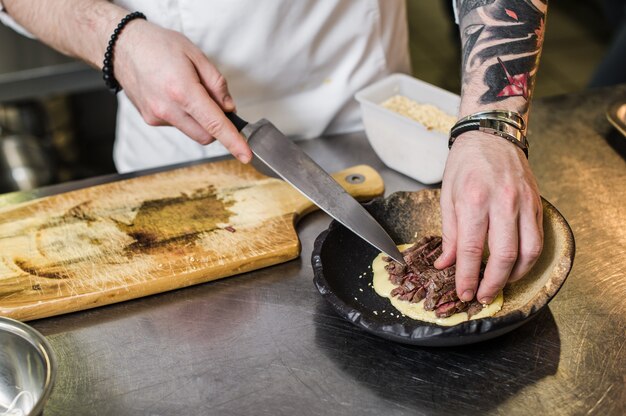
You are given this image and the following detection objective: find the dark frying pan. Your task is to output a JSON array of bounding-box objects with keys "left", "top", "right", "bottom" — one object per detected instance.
[{"left": 312, "top": 190, "right": 575, "bottom": 347}]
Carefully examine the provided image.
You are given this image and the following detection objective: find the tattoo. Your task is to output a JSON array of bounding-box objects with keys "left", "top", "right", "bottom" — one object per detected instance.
[
  {"left": 459, "top": 0, "right": 547, "bottom": 109},
  {"left": 462, "top": 24, "right": 485, "bottom": 70},
  {"left": 458, "top": 0, "right": 497, "bottom": 21}
]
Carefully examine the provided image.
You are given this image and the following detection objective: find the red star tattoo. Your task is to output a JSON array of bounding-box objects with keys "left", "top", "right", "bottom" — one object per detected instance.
[{"left": 496, "top": 57, "right": 529, "bottom": 100}]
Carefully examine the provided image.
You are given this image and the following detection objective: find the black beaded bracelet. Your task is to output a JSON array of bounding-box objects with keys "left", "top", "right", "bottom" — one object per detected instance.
[{"left": 102, "top": 11, "right": 147, "bottom": 94}]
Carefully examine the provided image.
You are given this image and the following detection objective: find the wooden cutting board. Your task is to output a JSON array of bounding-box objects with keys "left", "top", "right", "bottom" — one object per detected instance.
[{"left": 0, "top": 160, "right": 383, "bottom": 321}]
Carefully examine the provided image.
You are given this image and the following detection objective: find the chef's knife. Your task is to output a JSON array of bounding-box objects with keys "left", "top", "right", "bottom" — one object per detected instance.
[{"left": 225, "top": 112, "right": 406, "bottom": 264}]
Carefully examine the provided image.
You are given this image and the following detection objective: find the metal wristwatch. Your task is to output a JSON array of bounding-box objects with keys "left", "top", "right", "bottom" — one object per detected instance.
[
  {"left": 449, "top": 110, "right": 529, "bottom": 157},
  {"left": 454, "top": 110, "right": 526, "bottom": 132}
]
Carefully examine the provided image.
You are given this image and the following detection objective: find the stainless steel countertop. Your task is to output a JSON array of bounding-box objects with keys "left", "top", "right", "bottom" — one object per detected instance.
[{"left": 9, "top": 85, "right": 626, "bottom": 415}]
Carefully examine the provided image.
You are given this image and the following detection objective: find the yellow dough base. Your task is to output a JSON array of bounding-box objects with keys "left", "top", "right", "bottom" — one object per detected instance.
[{"left": 372, "top": 244, "right": 503, "bottom": 326}]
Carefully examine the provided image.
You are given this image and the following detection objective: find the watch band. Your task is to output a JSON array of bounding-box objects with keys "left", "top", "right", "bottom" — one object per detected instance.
[
  {"left": 449, "top": 113, "right": 529, "bottom": 158},
  {"left": 455, "top": 110, "right": 526, "bottom": 133}
]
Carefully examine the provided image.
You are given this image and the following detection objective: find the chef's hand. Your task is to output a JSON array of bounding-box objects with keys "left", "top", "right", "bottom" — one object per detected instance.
[
  {"left": 114, "top": 19, "right": 252, "bottom": 163},
  {"left": 434, "top": 131, "right": 543, "bottom": 304}
]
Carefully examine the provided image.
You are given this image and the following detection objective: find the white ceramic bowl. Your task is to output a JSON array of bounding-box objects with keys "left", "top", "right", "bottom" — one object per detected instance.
[{"left": 355, "top": 73, "right": 460, "bottom": 184}]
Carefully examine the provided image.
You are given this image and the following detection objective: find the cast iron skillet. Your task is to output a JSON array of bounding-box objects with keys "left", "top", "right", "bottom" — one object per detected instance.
[{"left": 312, "top": 190, "right": 575, "bottom": 347}]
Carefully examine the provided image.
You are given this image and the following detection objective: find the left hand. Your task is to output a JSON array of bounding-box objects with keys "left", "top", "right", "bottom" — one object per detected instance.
[{"left": 434, "top": 131, "right": 544, "bottom": 304}]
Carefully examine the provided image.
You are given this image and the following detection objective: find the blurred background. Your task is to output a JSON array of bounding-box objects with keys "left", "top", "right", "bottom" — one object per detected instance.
[{"left": 0, "top": 0, "right": 622, "bottom": 193}]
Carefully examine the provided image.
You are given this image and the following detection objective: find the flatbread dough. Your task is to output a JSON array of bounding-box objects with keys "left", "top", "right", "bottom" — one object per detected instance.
[{"left": 372, "top": 244, "right": 503, "bottom": 326}]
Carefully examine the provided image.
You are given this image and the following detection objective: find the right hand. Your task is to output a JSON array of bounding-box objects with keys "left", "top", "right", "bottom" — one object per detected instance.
[
  {"left": 435, "top": 132, "right": 543, "bottom": 305},
  {"left": 112, "top": 19, "right": 252, "bottom": 163}
]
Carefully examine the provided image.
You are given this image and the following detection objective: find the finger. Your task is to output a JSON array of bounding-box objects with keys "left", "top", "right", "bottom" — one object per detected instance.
[
  {"left": 162, "top": 107, "right": 216, "bottom": 145},
  {"left": 183, "top": 84, "right": 252, "bottom": 163},
  {"left": 454, "top": 207, "right": 489, "bottom": 302},
  {"left": 508, "top": 201, "right": 543, "bottom": 282},
  {"left": 477, "top": 212, "right": 519, "bottom": 304},
  {"left": 190, "top": 52, "right": 236, "bottom": 112},
  {"left": 435, "top": 194, "right": 458, "bottom": 269}
]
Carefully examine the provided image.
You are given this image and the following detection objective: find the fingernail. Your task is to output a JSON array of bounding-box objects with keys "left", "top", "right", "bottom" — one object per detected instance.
[
  {"left": 461, "top": 289, "right": 474, "bottom": 302},
  {"left": 237, "top": 153, "right": 252, "bottom": 164},
  {"left": 224, "top": 95, "right": 235, "bottom": 109},
  {"left": 434, "top": 251, "right": 446, "bottom": 268},
  {"left": 480, "top": 296, "right": 493, "bottom": 305}
]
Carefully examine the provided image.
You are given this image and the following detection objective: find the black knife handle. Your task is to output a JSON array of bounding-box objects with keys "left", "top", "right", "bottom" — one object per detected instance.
[{"left": 225, "top": 112, "right": 248, "bottom": 132}]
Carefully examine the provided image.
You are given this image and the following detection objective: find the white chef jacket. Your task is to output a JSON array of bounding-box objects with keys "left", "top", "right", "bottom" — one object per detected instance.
[{"left": 1, "top": 0, "right": 411, "bottom": 172}]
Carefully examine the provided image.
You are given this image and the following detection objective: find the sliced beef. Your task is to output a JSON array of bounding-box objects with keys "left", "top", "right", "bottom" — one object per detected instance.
[
  {"left": 435, "top": 300, "right": 468, "bottom": 318},
  {"left": 435, "top": 301, "right": 459, "bottom": 318},
  {"left": 390, "top": 286, "right": 404, "bottom": 297},
  {"left": 435, "top": 289, "right": 458, "bottom": 307},
  {"left": 403, "top": 236, "right": 442, "bottom": 275},
  {"left": 466, "top": 301, "right": 485, "bottom": 319},
  {"left": 383, "top": 235, "right": 489, "bottom": 319},
  {"left": 411, "top": 286, "right": 426, "bottom": 303}
]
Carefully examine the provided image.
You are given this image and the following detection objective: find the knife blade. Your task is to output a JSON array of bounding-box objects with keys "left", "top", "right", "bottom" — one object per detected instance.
[{"left": 225, "top": 112, "right": 406, "bottom": 264}]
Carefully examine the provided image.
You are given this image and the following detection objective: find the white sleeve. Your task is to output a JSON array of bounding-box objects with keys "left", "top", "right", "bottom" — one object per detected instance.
[
  {"left": 452, "top": 0, "right": 459, "bottom": 24},
  {"left": 0, "top": 0, "right": 36, "bottom": 38}
]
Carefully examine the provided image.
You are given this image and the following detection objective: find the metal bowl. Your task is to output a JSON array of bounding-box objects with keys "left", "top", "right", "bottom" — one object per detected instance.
[{"left": 0, "top": 317, "right": 56, "bottom": 415}]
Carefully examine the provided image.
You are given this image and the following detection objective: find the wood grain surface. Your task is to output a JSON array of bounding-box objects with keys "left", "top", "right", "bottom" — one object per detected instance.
[{"left": 0, "top": 160, "right": 383, "bottom": 321}]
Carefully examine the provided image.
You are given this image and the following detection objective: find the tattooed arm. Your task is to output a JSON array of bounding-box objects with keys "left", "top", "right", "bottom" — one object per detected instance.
[
  {"left": 435, "top": 0, "right": 547, "bottom": 304},
  {"left": 458, "top": 0, "right": 546, "bottom": 117}
]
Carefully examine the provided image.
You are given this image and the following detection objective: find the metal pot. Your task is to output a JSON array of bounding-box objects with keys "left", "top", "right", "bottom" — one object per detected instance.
[
  {"left": 0, "top": 100, "right": 56, "bottom": 192},
  {"left": 0, "top": 101, "right": 48, "bottom": 138},
  {"left": 0, "top": 132, "right": 54, "bottom": 192}
]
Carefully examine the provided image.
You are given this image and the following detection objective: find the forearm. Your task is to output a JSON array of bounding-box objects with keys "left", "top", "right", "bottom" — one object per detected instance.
[
  {"left": 5, "top": 0, "right": 251, "bottom": 162},
  {"left": 457, "top": 0, "right": 547, "bottom": 122},
  {"left": 3, "top": 0, "right": 129, "bottom": 68}
]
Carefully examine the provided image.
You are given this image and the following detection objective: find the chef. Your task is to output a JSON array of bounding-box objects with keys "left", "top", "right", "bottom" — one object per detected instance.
[{"left": 0, "top": 0, "right": 547, "bottom": 308}]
